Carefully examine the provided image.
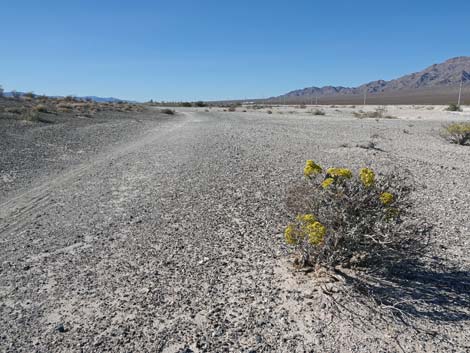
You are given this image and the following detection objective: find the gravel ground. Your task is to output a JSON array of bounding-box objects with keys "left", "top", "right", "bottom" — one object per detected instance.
[{"left": 1, "top": 105, "right": 470, "bottom": 352}]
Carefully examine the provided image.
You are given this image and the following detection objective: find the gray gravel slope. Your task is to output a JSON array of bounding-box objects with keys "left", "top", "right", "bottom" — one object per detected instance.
[{"left": 1, "top": 109, "right": 469, "bottom": 352}]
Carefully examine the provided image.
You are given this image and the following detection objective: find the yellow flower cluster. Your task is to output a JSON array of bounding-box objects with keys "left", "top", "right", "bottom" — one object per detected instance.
[
  {"left": 304, "top": 160, "right": 323, "bottom": 177},
  {"left": 321, "top": 177, "right": 334, "bottom": 189},
  {"left": 304, "top": 221, "right": 327, "bottom": 245},
  {"left": 380, "top": 192, "right": 394, "bottom": 205},
  {"left": 284, "top": 214, "right": 327, "bottom": 245},
  {"left": 284, "top": 224, "right": 297, "bottom": 245},
  {"left": 359, "top": 168, "right": 375, "bottom": 187},
  {"left": 326, "top": 167, "right": 352, "bottom": 179},
  {"left": 296, "top": 214, "right": 316, "bottom": 223}
]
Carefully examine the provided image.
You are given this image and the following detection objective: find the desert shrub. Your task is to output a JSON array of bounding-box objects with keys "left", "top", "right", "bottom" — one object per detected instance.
[
  {"left": 299, "top": 104, "right": 307, "bottom": 109},
  {"left": 181, "top": 102, "right": 192, "bottom": 107},
  {"left": 34, "top": 104, "right": 48, "bottom": 113},
  {"left": 312, "top": 109, "right": 325, "bottom": 116},
  {"left": 194, "top": 101, "right": 207, "bottom": 107},
  {"left": 160, "top": 108, "right": 175, "bottom": 115},
  {"left": 5, "top": 107, "right": 25, "bottom": 114},
  {"left": 22, "top": 110, "right": 40, "bottom": 122},
  {"left": 267, "top": 110, "right": 273, "bottom": 114},
  {"left": 284, "top": 160, "right": 429, "bottom": 272},
  {"left": 441, "top": 122, "right": 470, "bottom": 145},
  {"left": 446, "top": 103, "right": 462, "bottom": 112},
  {"left": 353, "top": 107, "right": 396, "bottom": 119},
  {"left": 228, "top": 106, "right": 236, "bottom": 112},
  {"left": 56, "top": 103, "right": 73, "bottom": 112}
]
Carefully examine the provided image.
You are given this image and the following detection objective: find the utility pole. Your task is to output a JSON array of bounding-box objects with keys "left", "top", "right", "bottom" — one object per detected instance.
[
  {"left": 363, "top": 89, "right": 367, "bottom": 106},
  {"left": 458, "top": 74, "right": 463, "bottom": 106},
  {"left": 315, "top": 94, "right": 318, "bottom": 105}
]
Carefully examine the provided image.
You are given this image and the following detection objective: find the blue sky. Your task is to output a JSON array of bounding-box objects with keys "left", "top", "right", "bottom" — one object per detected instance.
[{"left": 1, "top": 0, "right": 469, "bottom": 101}]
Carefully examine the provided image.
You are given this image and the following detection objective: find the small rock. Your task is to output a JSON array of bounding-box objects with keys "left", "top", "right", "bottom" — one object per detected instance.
[{"left": 55, "top": 323, "right": 66, "bottom": 333}]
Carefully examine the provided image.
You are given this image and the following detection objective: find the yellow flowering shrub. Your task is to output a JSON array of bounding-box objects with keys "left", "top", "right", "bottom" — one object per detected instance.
[
  {"left": 304, "top": 221, "right": 326, "bottom": 245},
  {"left": 304, "top": 160, "right": 323, "bottom": 177},
  {"left": 321, "top": 177, "right": 334, "bottom": 189},
  {"left": 284, "top": 213, "right": 327, "bottom": 251},
  {"left": 284, "top": 160, "right": 429, "bottom": 270},
  {"left": 380, "top": 192, "right": 394, "bottom": 205},
  {"left": 296, "top": 213, "right": 316, "bottom": 223},
  {"left": 284, "top": 224, "right": 297, "bottom": 245},
  {"left": 326, "top": 167, "right": 352, "bottom": 179},
  {"left": 359, "top": 168, "right": 375, "bottom": 187},
  {"left": 441, "top": 122, "right": 470, "bottom": 145}
]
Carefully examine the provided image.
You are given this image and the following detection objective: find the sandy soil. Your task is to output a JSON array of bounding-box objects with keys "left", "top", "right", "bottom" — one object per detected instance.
[{"left": 1, "top": 104, "right": 470, "bottom": 352}]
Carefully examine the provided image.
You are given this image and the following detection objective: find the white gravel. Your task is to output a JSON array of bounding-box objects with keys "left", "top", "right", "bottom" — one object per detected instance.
[{"left": 1, "top": 105, "right": 470, "bottom": 352}]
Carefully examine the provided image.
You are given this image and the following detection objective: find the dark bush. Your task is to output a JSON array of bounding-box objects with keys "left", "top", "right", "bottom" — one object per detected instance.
[
  {"left": 446, "top": 103, "right": 462, "bottom": 112},
  {"left": 160, "top": 108, "right": 175, "bottom": 115}
]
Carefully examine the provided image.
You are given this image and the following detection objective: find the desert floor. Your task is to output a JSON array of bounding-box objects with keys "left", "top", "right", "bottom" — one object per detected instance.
[{"left": 1, "top": 104, "right": 470, "bottom": 352}]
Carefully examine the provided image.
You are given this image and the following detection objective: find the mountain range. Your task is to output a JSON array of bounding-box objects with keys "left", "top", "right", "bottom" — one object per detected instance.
[{"left": 278, "top": 56, "right": 470, "bottom": 103}]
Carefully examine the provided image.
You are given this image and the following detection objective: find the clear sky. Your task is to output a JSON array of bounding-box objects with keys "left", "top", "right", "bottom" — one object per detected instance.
[{"left": 1, "top": 0, "right": 469, "bottom": 102}]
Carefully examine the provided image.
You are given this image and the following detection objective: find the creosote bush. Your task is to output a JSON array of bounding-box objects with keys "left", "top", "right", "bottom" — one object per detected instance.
[
  {"left": 285, "top": 160, "right": 429, "bottom": 272},
  {"left": 160, "top": 108, "right": 175, "bottom": 115},
  {"left": 446, "top": 103, "right": 462, "bottom": 112},
  {"left": 312, "top": 109, "right": 325, "bottom": 116},
  {"left": 441, "top": 122, "right": 470, "bottom": 145}
]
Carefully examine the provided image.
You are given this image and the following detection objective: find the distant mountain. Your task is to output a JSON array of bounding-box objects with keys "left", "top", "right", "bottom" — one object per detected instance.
[
  {"left": 79, "top": 96, "right": 127, "bottom": 103},
  {"left": 279, "top": 56, "right": 470, "bottom": 99}
]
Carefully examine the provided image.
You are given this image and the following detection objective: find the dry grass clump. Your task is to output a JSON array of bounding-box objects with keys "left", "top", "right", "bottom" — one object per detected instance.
[
  {"left": 441, "top": 122, "right": 470, "bottom": 145},
  {"left": 23, "top": 110, "right": 40, "bottom": 122},
  {"left": 285, "top": 160, "right": 429, "bottom": 273},
  {"left": 5, "top": 107, "right": 25, "bottom": 114},
  {"left": 56, "top": 103, "right": 73, "bottom": 113},
  {"left": 34, "top": 104, "right": 48, "bottom": 113}
]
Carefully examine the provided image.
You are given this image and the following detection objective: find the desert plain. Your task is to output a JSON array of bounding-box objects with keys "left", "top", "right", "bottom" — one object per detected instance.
[{"left": 1, "top": 101, "right": 470, "bottom": 352}]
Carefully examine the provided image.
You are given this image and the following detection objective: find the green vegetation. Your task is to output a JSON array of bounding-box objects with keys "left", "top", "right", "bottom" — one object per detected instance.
[
  {"left": 446, "top": 103, "right": 462, "bottom": 112},
  {"left": 312, "top": 109, "right": 325, "bottom": 116}
]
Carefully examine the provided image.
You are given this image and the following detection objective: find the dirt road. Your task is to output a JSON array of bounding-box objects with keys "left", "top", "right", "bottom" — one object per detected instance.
[{"left": 1, "top": 107, "right": 470, "bottom": 352}]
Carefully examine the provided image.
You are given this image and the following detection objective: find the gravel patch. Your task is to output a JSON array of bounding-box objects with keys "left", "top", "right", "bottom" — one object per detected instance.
[{"left": 1, "top": 107, "right": 469, "bottom": 352}]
